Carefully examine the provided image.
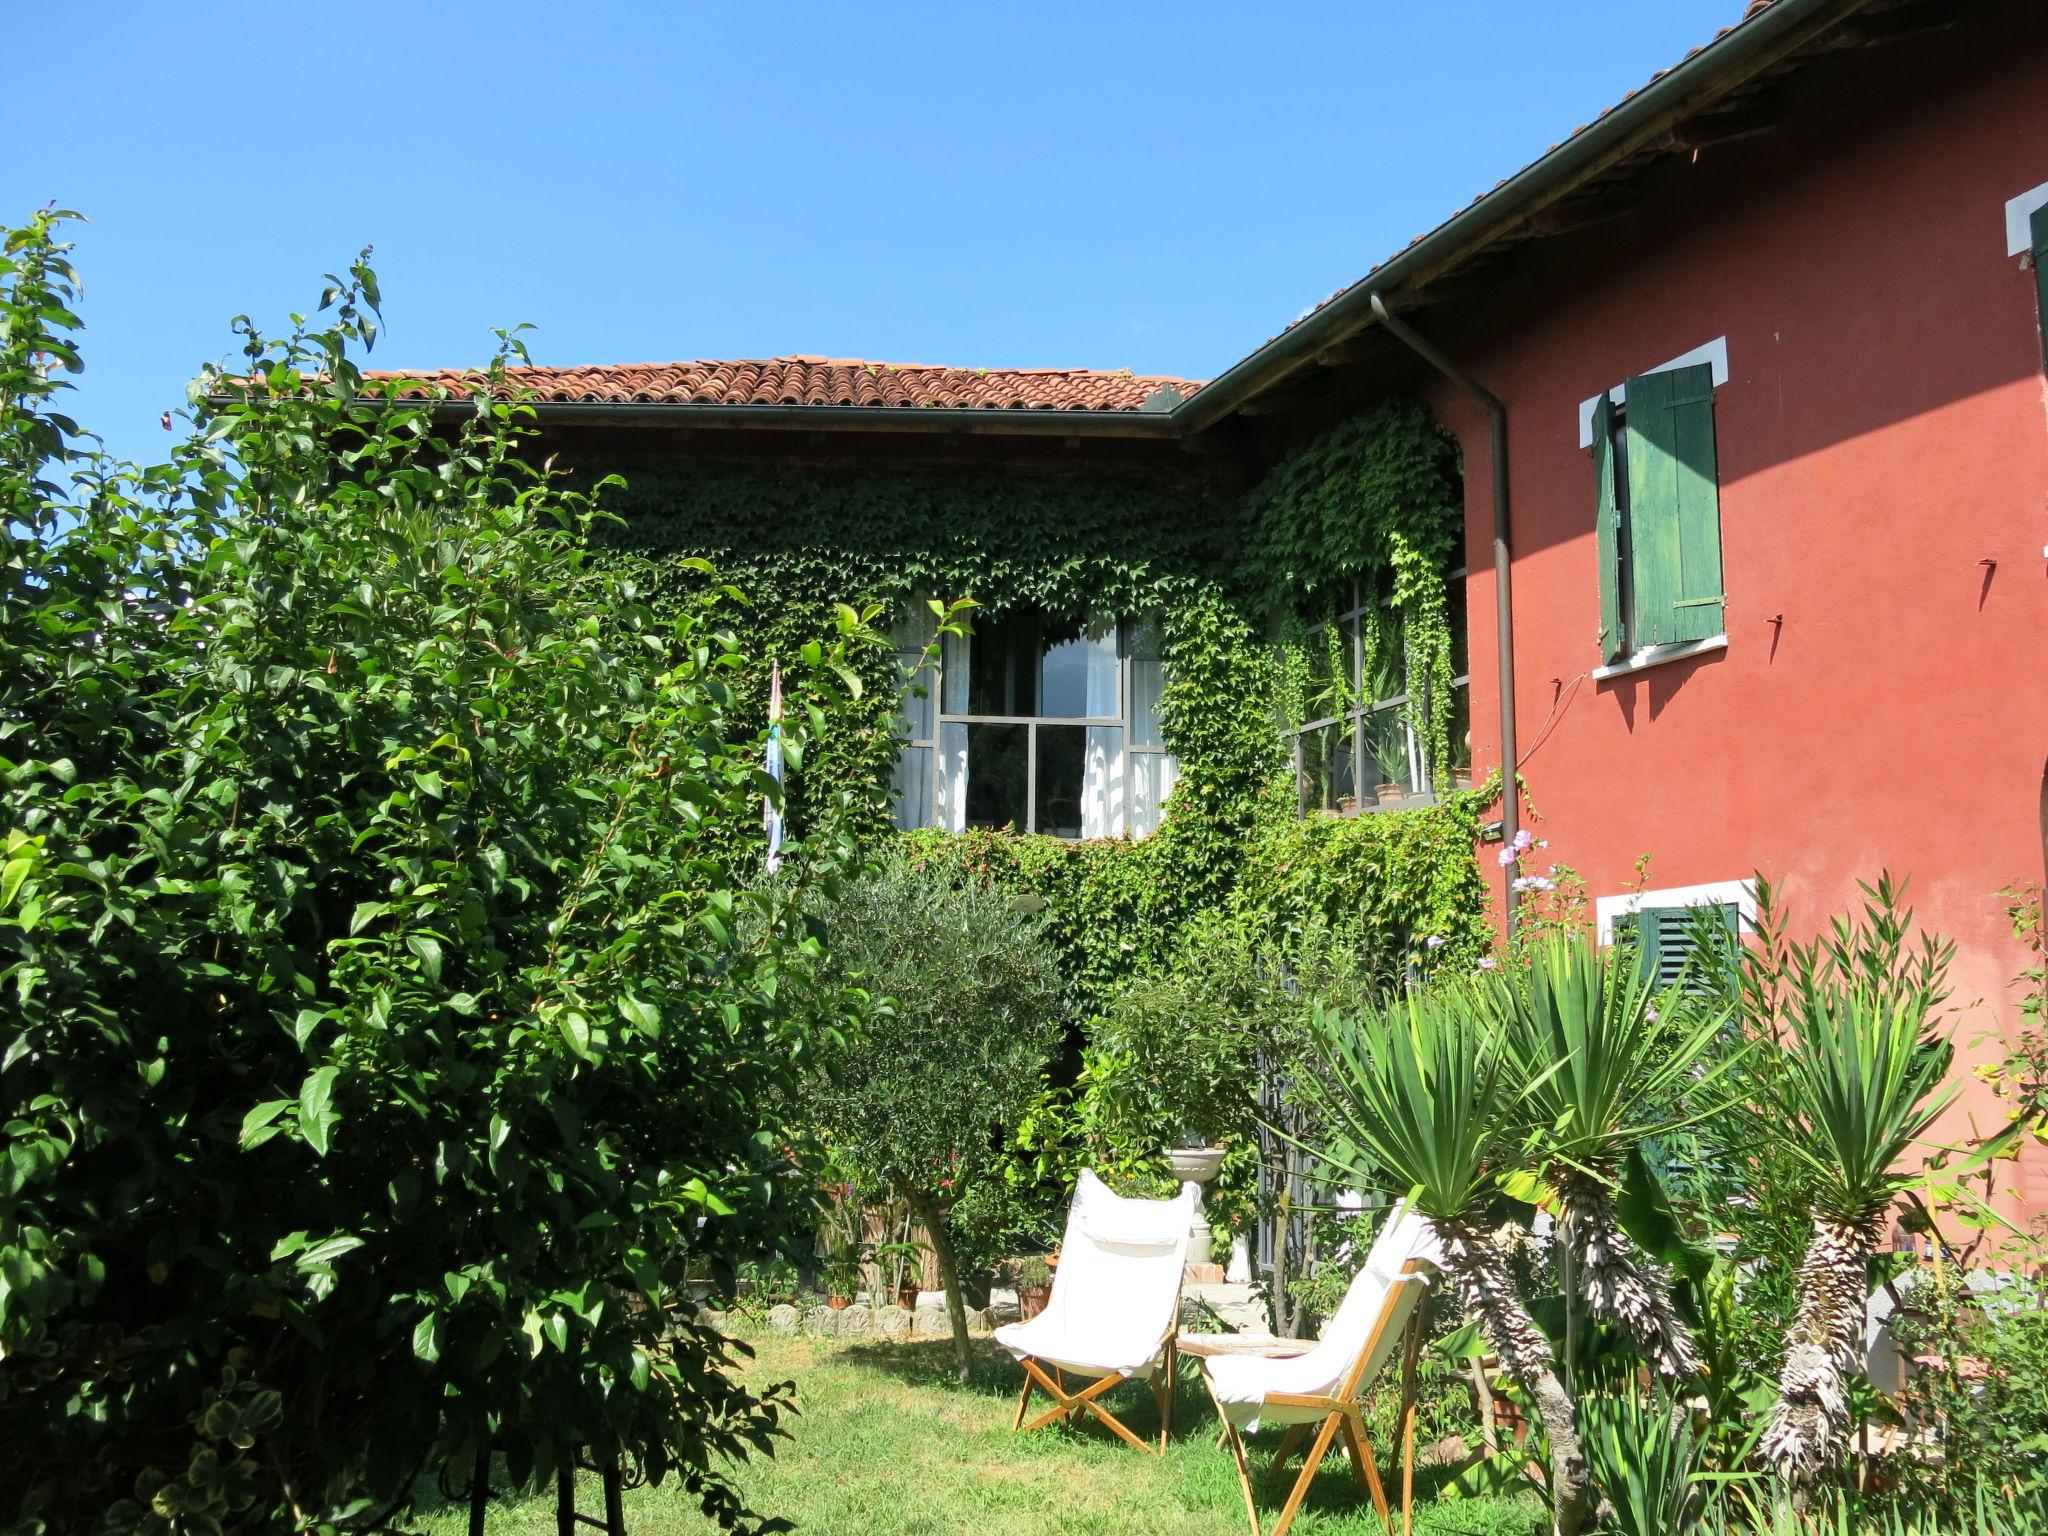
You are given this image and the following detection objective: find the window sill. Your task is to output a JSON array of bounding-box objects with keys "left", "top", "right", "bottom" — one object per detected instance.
[
  {"left": 1591, "top": 634, "right": 1727, "bottom": 681},
  {"left": 1310, "top": 791, "right": 1465, "bottom": 819}
]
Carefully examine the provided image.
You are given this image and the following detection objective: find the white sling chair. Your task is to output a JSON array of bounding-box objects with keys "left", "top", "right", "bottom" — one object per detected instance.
[
  {"left": 1201, "top": 1205, "right": 1445, "bottom": 1536},
  {"left": 994, "top": 1168, "right": 1199, "bottom": 1454}
]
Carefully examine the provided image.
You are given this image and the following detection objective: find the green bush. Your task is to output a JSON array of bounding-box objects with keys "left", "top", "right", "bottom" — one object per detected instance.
[
  {"left": 805, "top": 854, "right": 1065, "bottom": 1377},
  {"left": 0, "top": 214, "right": 872, "bottom": 1533}
]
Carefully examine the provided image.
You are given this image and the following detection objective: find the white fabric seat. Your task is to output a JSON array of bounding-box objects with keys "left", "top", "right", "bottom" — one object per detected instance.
[
  {"left": 995, "top": 1169, "right": 1199, "bottom": 1451},
  {"left": 1205, "top": 1204, "right": 1444, "bottom": 1430}
]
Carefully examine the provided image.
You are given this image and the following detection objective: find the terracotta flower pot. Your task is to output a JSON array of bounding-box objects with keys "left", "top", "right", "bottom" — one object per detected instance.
[
  {"left": 1019, "top": 1284, "right": 1052, "bottom": 1321},
  {"left": 897, "top": 1282, "right": 919, "bottom": 1310},
  {"left": 826, "top": 1295, "right": 851, "bottom": 1311}
]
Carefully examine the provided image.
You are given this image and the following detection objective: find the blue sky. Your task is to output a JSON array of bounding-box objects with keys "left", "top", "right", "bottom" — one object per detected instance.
[{"left": 17, "top": 3, "right": 1747, "bottom": 467}]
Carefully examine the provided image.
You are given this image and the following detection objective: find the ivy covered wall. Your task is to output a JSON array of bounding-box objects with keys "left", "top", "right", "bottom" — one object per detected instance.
[{"left": 581, "top": 395, "right": 1490, "bottom": 1002}]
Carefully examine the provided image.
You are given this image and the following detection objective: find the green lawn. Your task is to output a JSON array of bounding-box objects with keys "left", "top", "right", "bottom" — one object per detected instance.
[{"left": 419, "top": 1331, "right": 1544, "bottom": 1536}]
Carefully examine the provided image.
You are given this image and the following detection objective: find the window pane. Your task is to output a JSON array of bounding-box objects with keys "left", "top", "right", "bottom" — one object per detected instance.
[
  {"left": 1039, "top": 615, "right": 1119, "bottom": 718},
  {"left": 1303, "top": 622, "right": 1344, "bottom": 723},
  {"left": 1446, "top": 683, "right": 1473, "bottom": 791},
  {"left": 1297, "top": 721, "right": 1355, "bottom": 815},
  {"left": 964, "top": 610, "right": 1038, "bottom": 716},
  {"left": 1131, "top": 751, "right": 1178, "bottom": 837},
  {"left": 1447, "top": 575, "right": 1469, "bottom": 679},
  {"left": 1129, "top": 623, "right": 1167, "bottom": 749},
  {"left": 1034, "top": 724, "right": 1086, "bottom": 839},
  {"left": 892, "top": 603, "right": 937, "bottom": 739},
  {"left": 1080, "top": 725, "right": 1125, "bottom": 838},
  {"left": 941, "top": 628, "right": 972, "bottom": 715},
  {"left": 963, "top": 722, "right": 1029, "bottom": 830},
  {"left": 1364, "top": 605, "right": 1405, "bottom": 706},
  {"left": 1361, "top": 705, "right": 1415, "bottom": 805},
  {"left": 890, "top": 745, "right": 932, "bottom": 831}
]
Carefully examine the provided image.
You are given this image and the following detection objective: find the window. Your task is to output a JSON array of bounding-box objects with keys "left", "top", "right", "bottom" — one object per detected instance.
[
  {"left": 887, "top": 604, "right": 1177, "bottom": 838},
  {"left": 1290, "top": 574, "right": 1471, "bottom": 816},
  {"left": 1592, "top": 361, "right": 1726, "bottom": 665},
  {"left": 1597, "top": 879, "right": 1754, "bottom": 996}
]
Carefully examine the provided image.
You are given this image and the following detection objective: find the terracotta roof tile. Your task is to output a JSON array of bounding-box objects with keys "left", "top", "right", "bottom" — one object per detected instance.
[{"left": 367, "top": 357, "right": 1202, "bottom": 413}]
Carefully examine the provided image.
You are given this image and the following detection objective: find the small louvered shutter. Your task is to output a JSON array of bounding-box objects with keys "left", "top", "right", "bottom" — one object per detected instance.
[
  {"left": 1624, "top": 363, "right": 1724, "bottom": 647},
  {"left": 2032, "top": 203, "right": 2048, "bottom": 370},
  {"left": 1629, "top": 903, "right": 1740, "bottom": 994},
  {"left": 1592, "top": 391, "right": 1626, "bottom": 663}
]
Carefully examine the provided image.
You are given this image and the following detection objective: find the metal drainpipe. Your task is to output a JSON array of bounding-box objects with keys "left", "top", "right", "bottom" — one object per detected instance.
[{"left": 1369, "top": 294, "right": 1520, "bottom": 936}]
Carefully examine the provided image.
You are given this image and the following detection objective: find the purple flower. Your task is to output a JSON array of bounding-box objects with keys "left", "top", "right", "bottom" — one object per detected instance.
[
  {"left": 1496, "top": 846, "right": 1519, "bottom": 868},
  {"left": 1425, "top": 935, "right": 1446, "bottom": 950},
  {"left": 1645, "top": 1005, "right": 1660, "bottom": 1023},
  {"left": 1476, "top": 956, "right": 1499, "bottom": 971},
  {"left": 1511, "top": 875, "right": 1555, "bottom": 894},
  {"left": 1537, "top": 839, "right": 1549, "bottom": 850},
  {"left": 1510, "top": 828, "right": 1535, "bottom": 854}
]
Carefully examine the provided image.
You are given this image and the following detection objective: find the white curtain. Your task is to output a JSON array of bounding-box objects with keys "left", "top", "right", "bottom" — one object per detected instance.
[
  {"left": 1080, "top": 726, "right": 1125, "bottom": 838},
  {"left": 934, "top": 722, "right": 968, "bottom": 833},
  {"left": 1129, "top": 752, "right": 1178, "bottom": 837},
  {"left": 1076, "top": 620, "right": 1122, "bottom": 836}
]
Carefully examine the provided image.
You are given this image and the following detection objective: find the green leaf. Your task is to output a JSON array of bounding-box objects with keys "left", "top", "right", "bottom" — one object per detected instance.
[
  {"left": 406, "top": 933, "right": 444, "bottom": 984},
  {"left": 239, "top": 1098, "right": 293, "bottom": 1145},
  {"left": 411, "top": 1313, "right": 441, "bottom": 1363},
  {"left": 555, "top": 1010, "right": 594, "bottom": 1062},
  {"left": 299, "top": 1065, "right": 340, "bottom": 1157}
]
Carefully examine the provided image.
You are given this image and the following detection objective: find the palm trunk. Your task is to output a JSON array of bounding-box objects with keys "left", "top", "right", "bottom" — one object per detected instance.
[
  {"left": 1556, "top": 1171, "right": 1700, "bottom": 1379},
  {"left": 909, "top": 1193, "right": 974, "bottom": 1383},
  {"left": 1437, "top": 1221, "right": 1592, "bottom": 1536},
  {"left": 1762, "top": 1213, "right": 1875, "bottom": 1487}
]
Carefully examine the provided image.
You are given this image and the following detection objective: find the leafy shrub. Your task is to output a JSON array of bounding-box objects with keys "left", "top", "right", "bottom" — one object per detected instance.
[
  {"left": 805, "top": 854, "right": 1065, "bottom": 1377},
  {"left": 0, "top": 214, "right": 872, "bottom": 1533}
]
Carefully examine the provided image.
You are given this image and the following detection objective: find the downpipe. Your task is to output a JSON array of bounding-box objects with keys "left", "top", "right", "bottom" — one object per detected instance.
[{"left": 1369, "top": 294, "right": 1520, "bottom": 936}]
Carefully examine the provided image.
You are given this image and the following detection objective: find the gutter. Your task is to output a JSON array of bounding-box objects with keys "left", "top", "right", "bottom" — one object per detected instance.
[
  {"left": 417, "top": 398, "right": 1184, "bottom": 440},
  {"left": 1173, "top": 0, "right": 1874, "bottom": 435},
  {"left": 1369, "top": 296, "right": 1522, "bottom": 935}
]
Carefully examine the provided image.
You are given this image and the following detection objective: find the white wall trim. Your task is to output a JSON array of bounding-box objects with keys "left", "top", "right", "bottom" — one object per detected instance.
[
  {"left": 1595, "top": 877, "right": 1757, "bottom": 946},
  {"left": 1590, "top": 633, "right": 1728, "bottom": 681},
  {"left": 2003, "top": 178, "right": 2048, "bottom": 257},
  {"left": 1577, "top": 335, "right": 1730, "bottom": 448}
]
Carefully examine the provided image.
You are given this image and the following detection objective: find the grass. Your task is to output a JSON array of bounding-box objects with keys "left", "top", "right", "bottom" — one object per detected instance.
[{"left": 417, "top": 1330, "right": 1545, "bottom": 1536}]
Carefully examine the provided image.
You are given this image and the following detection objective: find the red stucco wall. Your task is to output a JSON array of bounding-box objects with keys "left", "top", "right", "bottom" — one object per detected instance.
[{"left": 1422, "top": 5, "right": 2048, "bottom": 1228}]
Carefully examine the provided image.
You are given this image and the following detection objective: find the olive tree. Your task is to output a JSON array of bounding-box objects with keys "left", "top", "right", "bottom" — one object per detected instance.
[
  {"left": 0, "top": 211, "right": 873, "bottom": 1533},
  {"left": 808, "top": 855, "right": 1065, "bottom": 1380}
]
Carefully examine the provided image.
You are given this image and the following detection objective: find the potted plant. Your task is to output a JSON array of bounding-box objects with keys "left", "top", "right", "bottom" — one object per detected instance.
[
  {"left": 823, "top": 1248, "right": 862, "bottom": 1310},
  {"left": 1015, "top": 1256, "right": 1054, "bottom": 1320},
  {"left": 873, "top": 1239, "right": 926, "bottom": 1309}
]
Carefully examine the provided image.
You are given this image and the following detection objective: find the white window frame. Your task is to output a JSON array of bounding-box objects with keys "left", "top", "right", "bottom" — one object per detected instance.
[
  {"left": 1595, "top": 877, "right": 1757, "bottom": 947},
  {"left": 1289, "top": 571, "right": 1470, "bottom": 817},
  {"left": 891, "top": 607, "right": 1175, "bottom": 840}
]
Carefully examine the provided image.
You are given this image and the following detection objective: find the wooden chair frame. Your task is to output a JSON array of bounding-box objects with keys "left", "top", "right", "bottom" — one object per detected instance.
[
  {"left": 1009, "top": 1330, "right": 1179, "bottom": 1454},
  {"left": 1204, "top": 1262, "right": 1433, "bottom": 1536}
]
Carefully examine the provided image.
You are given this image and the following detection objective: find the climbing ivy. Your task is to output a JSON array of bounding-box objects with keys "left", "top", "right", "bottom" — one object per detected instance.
[
  {"left": 1243, "top": 398, "right": 1464, "bottom": 775},
  {"left": 587, "top": 394, "right": 1476, "bottom": 1005}
]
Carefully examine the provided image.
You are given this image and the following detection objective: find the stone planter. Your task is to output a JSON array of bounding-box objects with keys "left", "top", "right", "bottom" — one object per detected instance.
[{"left": 1164, "top": 1145, "right": 1227, "bottom": 1268}]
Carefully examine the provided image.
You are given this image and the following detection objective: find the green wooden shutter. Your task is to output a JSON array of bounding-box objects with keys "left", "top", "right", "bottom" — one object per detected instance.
[
  {"left": 1627, "top": 903, "right": 1740, "bottom": 996},
  {"left": 1623, "top": 362, "right": 1724, "bottom": 647},
  {"left": 2032, "top": 203, "right": 2048, "bottom": 371},
  {"left": 1592, "top": 391, "right": 1626, "bottom": 663}
]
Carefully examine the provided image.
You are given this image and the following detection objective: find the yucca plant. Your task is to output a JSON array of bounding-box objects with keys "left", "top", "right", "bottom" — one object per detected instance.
[
  {"left": 1491, "top": 933, "right": 1736, "bottom": 1379},
  {"left": 1758, "top": 981, "right": 1954, "bottom": 1486},
  {"left": 1297, "top": 988, "right": 1594, "bottom": 1536}
]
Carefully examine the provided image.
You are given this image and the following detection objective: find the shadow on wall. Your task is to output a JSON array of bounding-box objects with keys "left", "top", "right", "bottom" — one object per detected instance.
[{"left": 1600, "top": 644, "right": 1727, "bottom": 734}]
